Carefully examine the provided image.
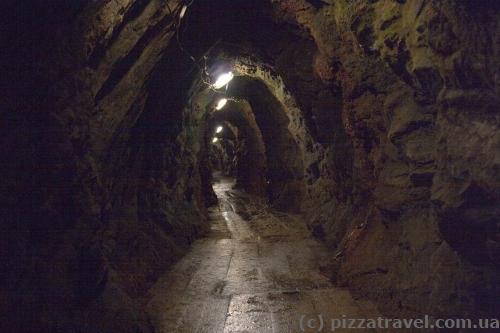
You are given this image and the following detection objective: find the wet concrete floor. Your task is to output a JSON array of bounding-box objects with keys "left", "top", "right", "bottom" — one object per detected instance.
[{"left": 146, "top": 176, "right": 384, "bottom": 332}]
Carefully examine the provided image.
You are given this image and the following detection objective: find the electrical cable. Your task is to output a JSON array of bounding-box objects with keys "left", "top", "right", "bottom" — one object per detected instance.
[
  {"left": 175, "top": 11, "right": 196, "bottom": 63},
  {"left": 170, "top": 0, "right": 220, "bottom": 89},
  {"left": 167, "top": 1, "right": 238, "bottom": 93}
]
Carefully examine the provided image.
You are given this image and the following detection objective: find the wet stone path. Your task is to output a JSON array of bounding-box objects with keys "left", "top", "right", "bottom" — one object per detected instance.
[{"left": 146, "top": 177, "right": 383, "bottom": 332}]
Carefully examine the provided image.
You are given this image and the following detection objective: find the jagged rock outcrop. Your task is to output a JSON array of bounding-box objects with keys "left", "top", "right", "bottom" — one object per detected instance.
[
  {"left": 1, "top": 1, "right": 206, "bottom": 332},
  {"left": 271, "top": 0, "right": 500, "bottom": 318}
]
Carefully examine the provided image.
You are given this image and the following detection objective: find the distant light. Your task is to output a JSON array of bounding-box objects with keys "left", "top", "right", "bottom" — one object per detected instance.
[
  {"left": 212, "top": 72, "right": 234, "bottom": 89},
  {"left": 212, "top": 137, "right": 218, "bottom": 143},
  {"left": 216, "top": 126, "right": 223, "bottom": 134},
  {"left": 179, "top": 5, "right": 188, "bottom": 19},
  {"left": 215, "top": 98, "right": 228, "bottom": 110}
]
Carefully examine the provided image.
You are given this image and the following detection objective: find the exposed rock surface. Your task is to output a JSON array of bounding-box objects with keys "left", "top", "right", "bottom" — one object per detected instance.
[
  {"left": 271, "top": 0, "right": 500, "bottom": 318},
  {"left": 0, "top": 0, "right": 498, "bottom": 331}
]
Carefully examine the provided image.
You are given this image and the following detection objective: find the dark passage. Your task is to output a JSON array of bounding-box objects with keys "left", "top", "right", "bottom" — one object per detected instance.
[{"left": 1, "top": 1, "right": 499, "bottom": 332}]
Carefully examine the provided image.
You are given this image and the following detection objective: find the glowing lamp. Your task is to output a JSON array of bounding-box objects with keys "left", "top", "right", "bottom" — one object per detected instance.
[
  {"left": 215, "top": 98, "right": 228, "bottom": 110},
  {"left": 212, "top": 137, "right": 218, "bottom": 143},
  {"left": 212, "top": 72, "right": 234, "bottom": 89},
  {"left": 216, "top": 126, "right": 223, "bottom": 134}
]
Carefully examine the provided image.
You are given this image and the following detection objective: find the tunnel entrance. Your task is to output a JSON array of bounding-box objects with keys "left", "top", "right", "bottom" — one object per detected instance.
[
  {"left": 207, "top": 99, "right": 267, "bottom": 196},
  {"left": 201, "top": 74, "right": 305, "bottom": 213},
  {"left": 228, "top": 77, "right": 305, "bottom": 211}
]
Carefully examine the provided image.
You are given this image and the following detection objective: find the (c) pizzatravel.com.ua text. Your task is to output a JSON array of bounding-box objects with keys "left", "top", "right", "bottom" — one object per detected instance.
[{"left": 299, "top": 314, "right": 499, "bottom": 331}]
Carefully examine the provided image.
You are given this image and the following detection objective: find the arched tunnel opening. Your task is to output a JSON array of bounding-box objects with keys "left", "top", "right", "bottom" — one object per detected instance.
[
  {"left": 206, "top": 98, "right": 268, "bottom": 196},
  {"left": 201, "top": 74, "right": 306, "bottom": 212},
  {"left": 1, "top": 0, "right": 499, "bottom": 332}
]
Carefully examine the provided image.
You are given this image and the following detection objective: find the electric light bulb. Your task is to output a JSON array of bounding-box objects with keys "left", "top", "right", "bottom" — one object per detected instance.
[
  {"left": 216, "top": 126, "right": 223, "bottom": 134},
  {"left": 212, "top": 72, "right": 234, "bottom": 89},
  {"left": 215, "top": 98, "right": 227, "bottom": 110},
  {"left": 212, "top": 137, "right": 218, "bottom": 143}
]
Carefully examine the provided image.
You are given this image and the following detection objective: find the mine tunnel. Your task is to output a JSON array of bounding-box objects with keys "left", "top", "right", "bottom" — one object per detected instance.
[{"left": 1, "top": 0, "right": 499, "bottom": 332}]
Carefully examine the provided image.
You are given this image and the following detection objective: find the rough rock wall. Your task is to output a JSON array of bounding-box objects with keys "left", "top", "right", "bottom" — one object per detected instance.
[
  {"left": 1, "top": 1, "right": 208, "bottom": 332},
  {"left": 1, "top": 0, "right": 498, "bottom": 330},
  {"left": 272, "top": 0, "right": 500, "bottom": 318}
]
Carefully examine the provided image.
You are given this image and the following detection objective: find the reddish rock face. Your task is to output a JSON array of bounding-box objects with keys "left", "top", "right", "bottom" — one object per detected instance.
[{"left": 0, "top": 0, "right": 498, "bottom": 331}]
